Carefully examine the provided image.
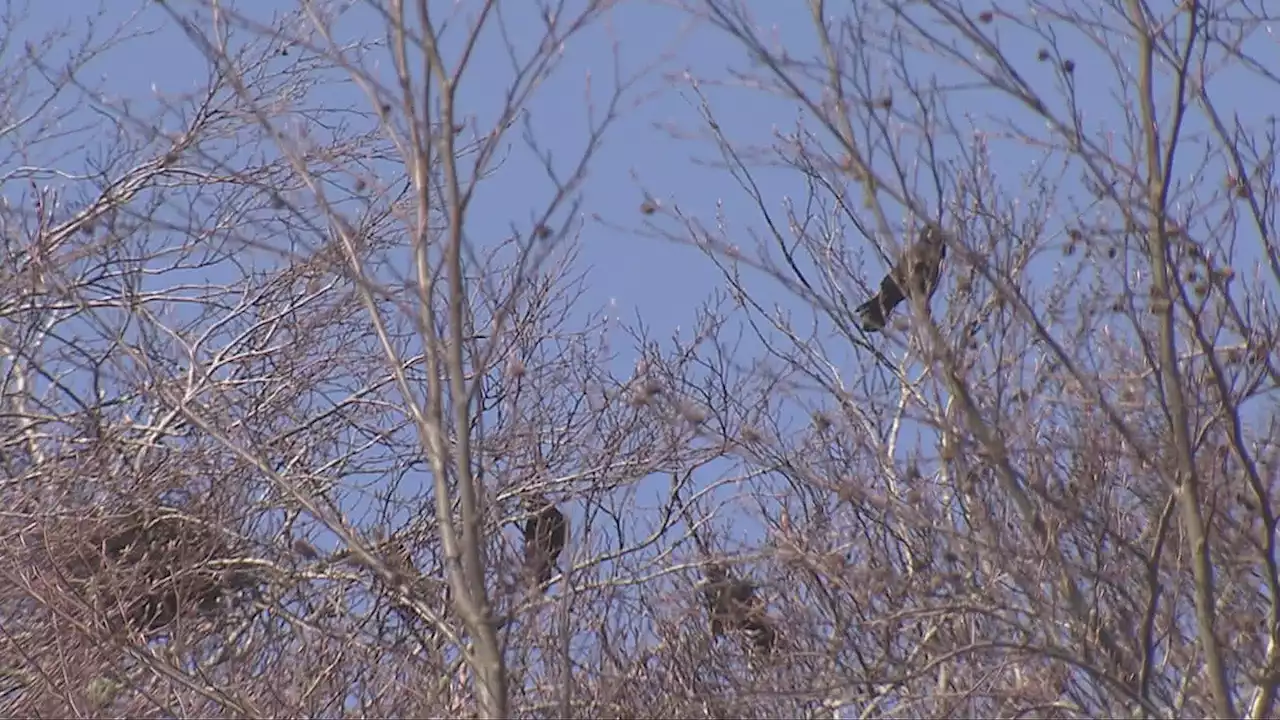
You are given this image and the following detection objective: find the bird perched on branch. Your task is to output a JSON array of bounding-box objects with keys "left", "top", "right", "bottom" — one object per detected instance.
[
  {"left": 699, "top": 561, "right": 777, "bottom": 653},
  {"left": 522, "top": 494, "right": 567, "bottom": 590},
  {"left": 856, "top": 222, "right": 949, "bottom": 332}
]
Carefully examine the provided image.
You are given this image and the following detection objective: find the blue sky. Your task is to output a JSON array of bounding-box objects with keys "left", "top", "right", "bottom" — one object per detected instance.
[
  {"left": 12, "top": 0, "right": 1272, "bottom": 348},
  {"left": 12, "top": 0, "right": 792, "bottom": 336}
]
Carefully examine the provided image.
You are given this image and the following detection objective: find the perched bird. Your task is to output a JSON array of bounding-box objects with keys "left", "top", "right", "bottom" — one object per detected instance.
[
  {"left": 522, "top": 494, "right": 567, "bottom": 590},
  {"left": 856, "top": 223, "right": 949, "bottom": 332},
  {"left": 699, "top": 561, "right": 777, "bottom": 653}
]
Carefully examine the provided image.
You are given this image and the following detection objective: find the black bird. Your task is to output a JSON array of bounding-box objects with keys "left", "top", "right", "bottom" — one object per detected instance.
[
  {"left": 523, "top": 494, "right": 567, "bottom": 590},
  {"left": 700, "top": 561, "right": 777, "bottom": 653},
  {"left": 856, "top": 223, "right": 948, "bottom": 332}
]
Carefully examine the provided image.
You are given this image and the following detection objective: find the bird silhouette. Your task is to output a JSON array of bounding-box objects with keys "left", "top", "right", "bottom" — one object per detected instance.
[
  {"left": 522, "top": 494, "right": 566, "bottom": 590},
  {"left": 700, "top": 561, "right": 777, "bottom": 653},
  {"left": 856, "top": 223, "right": 948, "bottom": 332}
]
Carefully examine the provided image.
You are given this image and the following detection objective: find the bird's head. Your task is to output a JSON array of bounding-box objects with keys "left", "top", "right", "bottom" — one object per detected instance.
[
  {"left": 923, "top": 223, "right": 952, "bottom": 259},
  {"left": 523, "top": 492, "right": 555, "bottom": 514}
]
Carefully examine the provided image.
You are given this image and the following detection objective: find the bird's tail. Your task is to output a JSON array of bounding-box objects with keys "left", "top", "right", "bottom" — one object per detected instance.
[
  {"left": 526, "top": 554, "right": 554, "bottom": 589},
  {"left": 744, "top": 618, "right": 777, "bottom": 653},
  {"left": 855, "top": 295, "right": 888, "bottom": 332}
]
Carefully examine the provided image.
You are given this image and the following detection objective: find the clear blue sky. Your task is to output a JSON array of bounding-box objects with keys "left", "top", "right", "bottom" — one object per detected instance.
[
  {"left": 11, "top": 0, "right": 1271, "bottom": 346},
  {"left": 6, "top": 0, "right": 977, "bottom": 335}
]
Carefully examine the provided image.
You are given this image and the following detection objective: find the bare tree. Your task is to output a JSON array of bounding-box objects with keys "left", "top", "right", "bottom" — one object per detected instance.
[
  {"left": 6, "top": 0, "right": 1277, "bottom": 718},
  {"left": 621, "top": 0, "right": 1280, "bottom": 717},
  {"left": 0, "top": 0, "right": 692, "bottom": 717}
]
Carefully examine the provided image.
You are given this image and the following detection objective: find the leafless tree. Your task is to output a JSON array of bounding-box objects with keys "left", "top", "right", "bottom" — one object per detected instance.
[
  {"left": 621, "top": 0, "right": 1280, "bottom": 717},
  {"left": 0, "top": 1, "right": 697, "bottom": 717},
  {"left": 5, "top": 0, "right": 1278, "bottom": 718}
]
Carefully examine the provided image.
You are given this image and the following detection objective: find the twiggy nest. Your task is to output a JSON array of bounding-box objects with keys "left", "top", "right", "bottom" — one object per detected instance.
[{"left": 57, "top": 506, "right": 262, "bottom": 634}]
